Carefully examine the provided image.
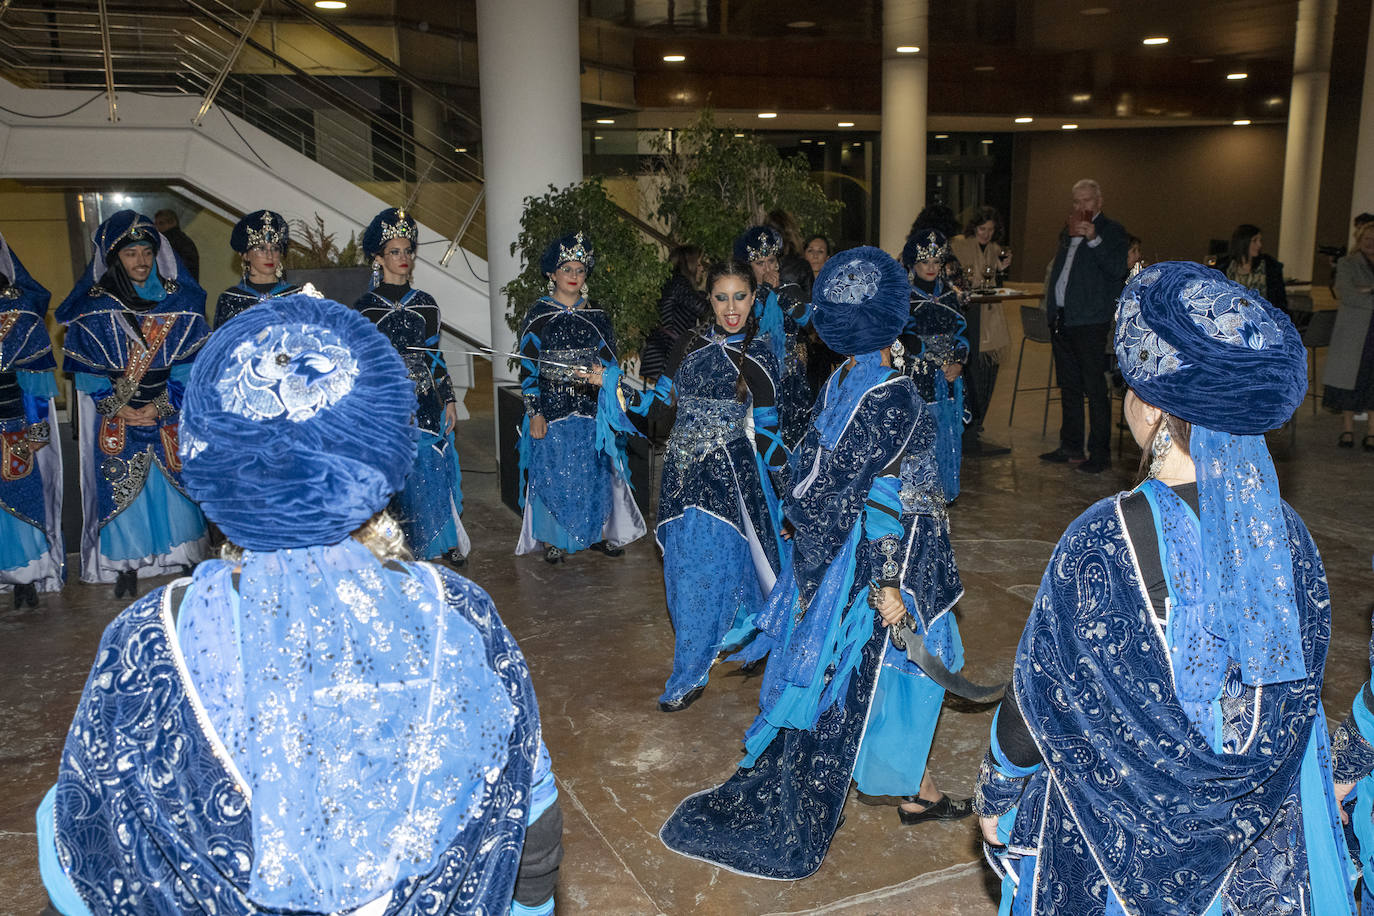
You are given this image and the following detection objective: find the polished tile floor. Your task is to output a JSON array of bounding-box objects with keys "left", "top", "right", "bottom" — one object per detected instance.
[{"left": 4, "top": 352, "right": 1372, "bottom": 915}]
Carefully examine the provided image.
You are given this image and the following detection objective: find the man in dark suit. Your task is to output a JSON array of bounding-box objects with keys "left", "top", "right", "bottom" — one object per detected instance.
[
  {"left": 1039, "top": 179, "right": 1128, "bottom": 473},
  {"left": 153, "top": 208, "right": 200, "bottom": 283}
]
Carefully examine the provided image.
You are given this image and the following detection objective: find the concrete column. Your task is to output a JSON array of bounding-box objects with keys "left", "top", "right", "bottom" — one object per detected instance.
[
  {"left": 878, "top": 0, "right": 928, "bottom": 256},
  {"left": 1277, "top": 0, "right": 1338, "bottom": 281},
  {"left": 1349, "top": 3, "right": 1374, "bottom": 234},
  {"left": 476, "top": 0, "right": 583, "bottom": 382}
]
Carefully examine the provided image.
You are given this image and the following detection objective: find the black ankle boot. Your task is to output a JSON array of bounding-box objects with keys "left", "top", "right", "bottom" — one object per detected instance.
[{"left": 114, "top": 569, "right": 137, "bottom": 599}]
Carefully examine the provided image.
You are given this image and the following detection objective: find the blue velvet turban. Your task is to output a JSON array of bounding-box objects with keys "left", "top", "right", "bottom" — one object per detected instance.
[
  {"left": 1115, "top": 261, "right": 1308, "bottom": 691},
  {"left": 1115, "top": 261, "right": 1305, "bottom": 434},
  {"left": 900, "top": 228, "right": 950, "bottom": 272},
  {"left": 179, "top": 293, "right": 417, "bottom": 550},
  {"left": 810, "top": 246, "right": 910, "bottom": 356},
  {"left": 539, "top": 231, "right": 596, "bottom": 276},
  {"left": 231, "top": 210, "right": 290, "bottom": 253},
  {"left": 732, "top": 225, "right": 783, "bottom": 263},
  {"left": 55, "top": 210, "right": 194, "bottom": 322},
  {"left": 361, "top": 207, "right": 418, "bottom": 259}
]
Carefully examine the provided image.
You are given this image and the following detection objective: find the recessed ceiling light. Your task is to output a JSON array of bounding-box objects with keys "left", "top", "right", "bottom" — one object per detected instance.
[
  {"left": 1079, "top": 6, "right": 1110, "bottom": 13},
  {"left": 787, "top": 20, "right": 816, "bottom": 28},
  {"left": 800, "top": 138, "right": 812, "bottom": 144},
  {"left": 314, "top": 0, "right": 346, "bottom": 8},
  {"left": 1233, "top": 119, "right": 1251, "bottom": 126},
  {"left": 852, "top": 142, "right": 861, "bottom": 147},
  {"left": 981, "top": 138, "right": 994, "bottom": 144},
  {"left": 837, "top": 121, "right": 855, "bottom": 127},
  {"left": 934, "top": 133, "right": 949, "bottom": 139},
  {"left": 596, "top": 118, "right": 615, "bottom": 124},
  {"left": 1014, "top": 116, "right": 1033, "bottom": 123},
  {"left": 1226, "top": 72, "right": 1248, "bottom": 80},
  {"left": 662, "top": 54, "right": 686, "bottom": 62},
  {"left": 757, "top": 112, "right": 777, "bottom": 119},
  {"left": 817, "top": 140, "right": 826, "bottom": 146},
  {"left": 1191, "top": 57, "right": 1214, "bottom": 64},
  {"left": 734, "top": 132, "right": 745, "bottom": 137},
  {"left": 896, "top": 45, "right": 920, "bottom": 53},
  {"left": 1061, "top": 124, "right": 1079, "bottom": 130},
  {"left": 1142, "top": 36, "right": 1169, "bottom": 45},
  {"left": 1266, "top": 96, "right": 1284, "bottom": 106},
  {"left": 454, "top": 146, "right": 467, "bottom": 152},
  {"left": 974, "top": 65, "right": 995, "bottom": 72},
  {"left": 593, "top": 135, "right": 603, "bottom": 140},
  {"left": 1072, "top": 92, "right": 1092, "bottom": 103}
]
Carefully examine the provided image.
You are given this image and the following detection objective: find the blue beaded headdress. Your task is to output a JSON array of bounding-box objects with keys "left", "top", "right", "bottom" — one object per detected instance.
[
  {"left": 732, "top": 225, "right": 783, "bottom": 263},
  {"left": 1115, "top": 261, "right": 1308, "bottom": 691},
  {"left": 900, "top": 228, "right": 950, "bottom": 272},
  {"left": 810, "top": 245, "right": 910, "bottom": 355},
  {"left": 55, "top": 210, "right": 195, "bottom": 321},
  {"left": 361, "top": 207, "right": 419, "bottom": 259},
  {"left": 231, "top": 209, "right": 290, "bottom": 253},
  {"left": 179, "top": 293, "right": 416, "bottom": 550},
  {"left": 539, "top": 231, "right": 596, "bottom": 276}
]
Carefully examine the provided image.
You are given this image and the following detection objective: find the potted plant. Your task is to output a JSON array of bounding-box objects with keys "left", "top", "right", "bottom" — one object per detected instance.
[{"left": 288, "top": 214, "right": 369, "bottom": 305}]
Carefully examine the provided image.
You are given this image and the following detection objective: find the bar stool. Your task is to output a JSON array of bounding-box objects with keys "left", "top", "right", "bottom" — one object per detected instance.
[{"left": 1007, "top": 304, "right": 1057, "bottom": 435}]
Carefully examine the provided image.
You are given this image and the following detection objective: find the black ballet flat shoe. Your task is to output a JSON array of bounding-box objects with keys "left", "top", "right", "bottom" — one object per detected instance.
[
  {"left": 659, "top": 685, "right": 706, "bottom": 713},
  {"left": 13, "top": 583, "right": 38, "bottom": 609},
  {"left": 442, "top": 548, "right": 468, "bottom": 569},
  {"left": 543, "top": 546, "right": 565, "bottom": 565},
  {"left": 114, "top": 569, "right": 137, "bottom": 599},
  {"left": 1364, "top": 435, "right": 1374, "bottom": 453},
  {"left": 896, "top": 794, "right": 974, "bottom": 825},
  {"left": 1338, "top": 431, "right": 1355, "bottom": 448},
  {"left": 589, "top": 540, "right": 624, "bottom": 557}
]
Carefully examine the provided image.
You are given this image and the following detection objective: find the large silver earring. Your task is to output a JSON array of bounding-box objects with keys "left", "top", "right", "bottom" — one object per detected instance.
[
  {"left": 890, "top": 338, "right": 906, "bottom": 373},
  {"left": 274, "top": 263, "right": 284, "bottom": 280},
  {"left": 242, "top": 259, "right": 250, "bottom": 282},
  {"left": 546, "top": 276, "right": 556, "bottom": 295},
  {"left": 370, "top": 262, "right": 382, "bottom": 289},
  {"left": 581, "top": 282, "right": 590, "bottom": 301},
  {"left": 1149, "top": 423, "right": 1172, "bottom": 478}
]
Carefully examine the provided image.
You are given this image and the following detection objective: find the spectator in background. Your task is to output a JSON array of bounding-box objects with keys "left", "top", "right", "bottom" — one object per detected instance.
[
  {"left": 1214, "top": 224, "right": 1288, "bottom": 316},
  {"left": 765, "top": 208, "right": 813, "bottom": 301},
  {"left": 153, "top": 208, "right": 200, "bottom": 283},
  {"left": 1325, "top": 220, "right": 1374, "bottom": 451},
  {"left": 951, "top": 208, "right": 1014, "bottom": 455},
  {"left": 1126, "top": 235, "right": 1144, "bottom": 276},
  {"left": 803, "top": 234, "right": 831, "bottom": 279},
  {"left": 1039, "top": 178, "right": 1129, "bottom": 474},
  {"left": 640, "top": 245, "right": 706, "bottom": 383}
]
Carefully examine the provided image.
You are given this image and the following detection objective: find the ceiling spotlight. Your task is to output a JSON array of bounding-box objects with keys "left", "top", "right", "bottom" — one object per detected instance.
[
  {"left": 1061, "top": 124, "right": 1079, "bottom": 130},
  {"left": 817, "top": 140, "right": 826, "bottom": 146},
  {"left": 662, "top": 54, "right": 686, "bottom": 62},
  {"left": 733, "top": 132, "right": 745, "bottom": 137},
  {"left": 852, "top": 142, "right": 861, "bottom": 147},
  {"left": 1233, "top": 119, "right": 1251, "bottom": 126},
  {"left": 800, "top": 138, "right": 812, "bottom": 144},
  {"left": 1014, "top": 116, "right": 1033, "bottom": 123},
  {"left": 757, "top": 112, "right": 778, "bottom": 119},
  {"left": 1266, "top": 96, "right": 1284, "bottom": 106},
  {"left": 1192, "top": 57, "right": 1215, "bottom": 64},
  {"left": 1142, "top": 36, "right": 1169, "bottom": 45},
  {"left": 934, "top": 133, "right": 949, "bottom": 139},
  {"left": 314, "top": 0, "right": 346, "bottom": 8},
  {"left": 1072, "top": 92, "right": 1092, "bottom": 103},
  {"left": 593, "top": 135, "right": 603, "bottom": 140},
  {"left": 787, "top": 20, "right": 816, "bottom": 28},
  {"left": 837, "top": 121, "right": 855, "bottom": 127},
  {"left": 453, "top": 146, "right": 467, "bottom": 153},
  {"left": 896, "top": 45, "right": 920, "bottom": 53},
  {"left": 595, "top": 118, "right": 615, "bottom": 124},
  {"left": 980, "top": 138, "right": 994, "bottom": 144},
  {"left": 1226, "top": 72, "right": 1248, "bottom": 80}
]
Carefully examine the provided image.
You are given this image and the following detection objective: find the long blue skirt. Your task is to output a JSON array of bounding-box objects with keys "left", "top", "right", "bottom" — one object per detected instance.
[{"left": 526, "top": 415, "right": 613, "bottom": 553}]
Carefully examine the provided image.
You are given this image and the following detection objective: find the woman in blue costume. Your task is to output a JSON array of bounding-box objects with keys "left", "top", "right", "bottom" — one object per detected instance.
[
  {"left": 354, "top": 207, "right": 470, "bottom": 567},
  {"left": 660, "top": 247, "right": 970, "bottom": 881},
  {"left": 56, "top": 210, "right": 209, "bottom": 597},
  {"left": 1333, "top": 563, "right": 1374, "bottom": 911},
  {"left": 734, "top": 225, "right": 814, "bottom": 449},
  {"left": 609, "top": 260, "right": 789, "bottom": 712},
  {"left": 37, "top": 293, "right": 563, "bottom": 916},
  {"left": 899, "top": 229, "right": 969, "bottom": 501},
  {"left": 975, "top": 262, "right": 1355, "bottom": 916},
  {"left": 0, "top": 232, "right": 63, "bottom": 608},
  {"left": 213, "top": 210, "right": 302, "bottom": 328},
  {"left": 516, "top": 231, "right": 646, "bottom": 564}
]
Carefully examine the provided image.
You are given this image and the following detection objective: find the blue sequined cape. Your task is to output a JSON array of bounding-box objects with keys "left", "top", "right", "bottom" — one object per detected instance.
[
  {"left": 984, "top": 489, "right": 1354, "bottom": 916},
  {"left": 59, "top": 280, "right": 210, "bottom": 581},
  {"left": 42, "top": 566, "right": 544, "bottom": 916},
  {"left": 354, "top": 286, "right": 469, "bottom": 559},
  {"left": 660, "top": 361, "right": 964, "bottom": 879},
  {"left": 516, "top": 298, "right": 646, "bottom": 554}
]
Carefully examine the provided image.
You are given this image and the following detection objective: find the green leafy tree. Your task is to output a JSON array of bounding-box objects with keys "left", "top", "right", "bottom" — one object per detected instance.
[
  {"left": 648, "top": 109, "right": 842, "bottom": 262},
  {"left": 504, "top": 177, "right": 668, "bottom": 357}
]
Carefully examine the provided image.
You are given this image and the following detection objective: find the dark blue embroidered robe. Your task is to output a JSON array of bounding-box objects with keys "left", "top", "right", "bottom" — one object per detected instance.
[{"left": 213, "top": 281, "right": 302, "bottom": 328}]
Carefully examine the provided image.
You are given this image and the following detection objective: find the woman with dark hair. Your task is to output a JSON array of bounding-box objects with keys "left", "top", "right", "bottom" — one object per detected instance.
[
  {"left": 0, "top": 232, "right": 62, "bottom": 608},
  {"left": 1324, "top": 220, "right": 1374, "bottom": 450},
  {"left": 661, "top": 247, "right": 970, "bottom": 880},
  {"left": 765, "top": 208, "right": 813, "bottom": 301},
  {"left": 56, "top": 210, "right": 210, "bottom": 597},
  {"left": 1215, "top": 223, "right": 1288, "bottom": 315},
  {"left": 950, "top": 207, "right": 1013, "bottom": 446},
  {"left": 802, "top": 234, "right": 831, "bottom": 278},
  {"left": 516, "top": 232, "right": 647, "bottom": 564},
  {"left": 214, "top": 210, "right": 301, "bottom": 328},
  {"left": 976, "top": 262, "right": 1352, "bottom": 915},
  {"left": 601, "top": 259, "right": 787, "bottom": 711},
  {"left": 639, "top": 244, "right": 705, "bottom": 383}
]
